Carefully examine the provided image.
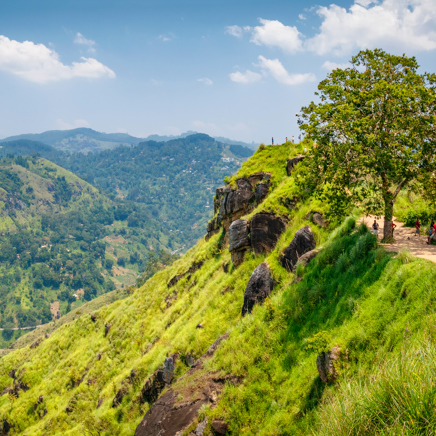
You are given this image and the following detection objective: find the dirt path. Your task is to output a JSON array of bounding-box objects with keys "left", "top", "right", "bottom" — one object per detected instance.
[{"left": 360, "top": 216, "right": 436, "bottom": 264}]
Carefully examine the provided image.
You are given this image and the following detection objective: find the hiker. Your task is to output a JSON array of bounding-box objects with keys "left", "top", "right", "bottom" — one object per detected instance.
[
  {"left": 286, "top": 137, "right": 288, "bottom": 143},
  {"left": 427, "top": 220, "right": 436, "bottom": 244},
  {"left": 304, "top": 145, "right": 307, "bottom": 154},
  {"left": 291, "top": 135, "right": 295, "bottom": 143},
  {"left": 298, "top": 134, "right": 301, "bottom": 142},
  {"left": 415, "top": 218, "right": 421, "bottom": 237},
  {"left": 392, "top": 221, "right": 397, "bottom": 235},
  {"left": 272, "top": 137, "right": 274, "bottom": 145},
  {"left": 372, "top": 220, "right": 379, "bottom": 236}
]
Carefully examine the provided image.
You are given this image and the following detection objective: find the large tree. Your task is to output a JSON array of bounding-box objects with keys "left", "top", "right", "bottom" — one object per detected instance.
[{"left": 298, "top": 49, "right": 436, "bottom": 239}]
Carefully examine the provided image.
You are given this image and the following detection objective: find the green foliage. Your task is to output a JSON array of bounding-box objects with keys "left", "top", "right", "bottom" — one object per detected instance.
[
  {"left": 298, "top": 49, "right": 436, "bottom": 237},
  {"left": 305, "top": 331, "right": 331, "bottom": 354}
]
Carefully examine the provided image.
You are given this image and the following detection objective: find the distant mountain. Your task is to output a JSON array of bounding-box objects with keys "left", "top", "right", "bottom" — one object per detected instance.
[{"left": 1, "top": 128, "right": 259, "bottom": 153}]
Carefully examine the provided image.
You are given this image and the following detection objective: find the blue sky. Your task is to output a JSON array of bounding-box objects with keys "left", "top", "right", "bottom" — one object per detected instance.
[{"left": 1, "top": 0, "right": 435, "bottom": 143}]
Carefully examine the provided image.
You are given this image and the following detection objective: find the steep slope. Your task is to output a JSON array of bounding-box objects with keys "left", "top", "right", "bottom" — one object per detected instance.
[
  {"left": 1, "top": 142, "right": 434, "bottom": 436},
  {"left": 0, "top": 155, "right": 172, "bottom": 347}
]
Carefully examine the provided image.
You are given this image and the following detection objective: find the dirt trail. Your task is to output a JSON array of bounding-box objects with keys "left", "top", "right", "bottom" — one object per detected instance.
[{"left": 360, "top": 216, "right": 436, "bottom": 264}]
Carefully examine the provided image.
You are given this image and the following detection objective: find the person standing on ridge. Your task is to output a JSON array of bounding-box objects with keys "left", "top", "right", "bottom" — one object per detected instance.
[
  {"left": 372, "top": 220, "right": 379, "bottom": 236},
  {"left": 291, "top": 135, "right": 294, "bottom": 143},
  {"left": 272, "top": 137, "right": 274, "bottom": 145},
  {"left": 415, "top": 218, "right": 421, "bottom": 237},
  {"left": 298, "top": 134, "right": 301, "bottom": 142}
]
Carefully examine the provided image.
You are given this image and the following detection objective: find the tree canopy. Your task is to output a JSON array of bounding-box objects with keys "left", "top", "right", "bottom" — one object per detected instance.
[{"left": 298, "top": 49, "right": 436, "bottom": 239}]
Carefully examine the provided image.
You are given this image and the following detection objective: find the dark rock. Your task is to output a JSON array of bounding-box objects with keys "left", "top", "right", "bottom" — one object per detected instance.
[
  {"left": 305, "top": 211, "right": 312, "bottom": 220},
  {"left": 131, "top": 369, "right": 137, "bottom": 379},
  {"left": 293, "top": 248, "right": 320, "bottom": 272},
  {"left": 1, "top": 418, "right": 12, "bottom": 434},
  {"left": 44, "top": 333, "right": 50, "bottom": 339},
  {"left": 97, "top": 398, "right": 104, "bottom": 408},
  {"left": 286, "top": 155, "right": 305, "bottom": 175},
  {"left": 37, "top": 395, "right": 44, "bottom": 404},
  {"left": 249, "top": 172, "right": 271, "bottom": 187},
  {"left": 160, "top": 354, "right": 177, "bottom": 384},
  {"left": 185, "top": 353, "right": 195, "bottom": 367},
  {"left": 96, "top": 353, "right": 102, "bottom": 361},
  {"left": 317, "top": 347, "right": 341, "bottom": 383},
  {"left": 312, "top": 212, "right": 327, "bottom": 228},
  {"left": 135, "top": 335, "right": 230, "bottom": 436},
  {"left": 1, "top": 387, "right": 10, "bottom": 396},
  {"left": 65, "top": 406, "right": 73, "bottom": 413},
  {"left": 230, "top": 250, "right": 246, "bottom": 267},
  {"left": 280, "top": 226, "right": 316, "bottom": 272},
  {"left": 236, "top": 178, "right": 251, "bottom": 191},
  {"left": 8, "top": 369, "right": 16, "bottom": 379},
  {"left": 191, "top": 419, "right": 208, "bottom": 435},
  {"left": 91, "top": 314, "right": 97, "bottom": 322},
  {"left": 242, "top": 263, "right": 274, "bottom": 316},
  {"left": 224, "top": 189, "right": 255, "bottom": 217},
  {"left": 168, "top": 261, "right": 204, "bottom": 288},
  {"left": 250, "top": 213, "right": 286, "bottom": 255},
  {"left": 222, "top": 263, "right": 229, "bottom": 273},
  {"left": 112, "top": 386, "right": 128, "bottom": 407},
  {"left": 104, "top": 324, "right": 112, "bottom": 337},
  {"left": 196, "top": 323, "right": 204, "bottom": 329},
  {"left": 212, "top": 420, "right": 228, "bottom": 435},
  {"left": 30, "top": 338, "right": 42, "bottom": 349},
  {"left": 254, "top": 183, "right": 269, "bottom": 203},
  {"left": 228, "top": 219, "right": 250, "bottom": 252}
]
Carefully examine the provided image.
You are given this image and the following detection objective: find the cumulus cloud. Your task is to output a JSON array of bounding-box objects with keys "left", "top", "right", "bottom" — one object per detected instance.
[
  {"left": 74, "top": 32, "right": 96, "bottom": 53},
  {"left": 257, "top": 56, "right": 316, "bottom": 85},
  {"left": 307, "top": 0, "right": 436, "bottom": 55},
  {"left": 0, "top": 35, "right": 115, "bottom": 83},
  {"left": 298, "top": 14, "right": 307, "bottom": 20},
  {"left": 322, "top": 60, "right": 351, "bottom": 70},
  {"left": 229, "top": 70, "right": 262, "bottom": 83},
  {"left": 248, "top": 18, "right": 303, "bottom": 53},
  {"left": 198, "top": 77, "right": 213, "bottom": 85},
  {"left": 225, "top": 25, "right": 244, "bottom": 38}
]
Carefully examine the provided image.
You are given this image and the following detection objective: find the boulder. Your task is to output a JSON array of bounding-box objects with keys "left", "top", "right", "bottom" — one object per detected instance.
[
  {"left": 30, "top": 338, "right": 42, "bottom": 349},
  {"left": 250, "top": 214, "right": 286, "bottom": 255},
  {"left": 211, "top": 420, "right": 228, "bottom": 435},
  {"left": 228, "top": 219, "right": 250, "bottom": 252},
  {"left": 286, "top": 155, "right": 305, "bottom": 175},
  {"left": 280, "top": 226, "right": 316, "bottom": 272},
  {"left": 104, "top": 323, "right": 112, "bottom": 337},
  {"left": 242, "top": 263, "right": 274, "bottom": 316},
  {"left": 292, "top": 248, "right": 320, "bottom": 272},
  {"left": 224, "top": 189, "right": 255, "bottom": 217},
  {"left": 236, "top": 178, "right": 252, "bottom": 191},
  {"left": 185, "top": 353, "right": 195, "bottom": 367},
  {"left": 317, "top": 347, "right": 341, "bottom": 383},
  {"left": 312, "top": 212, "right": 327, "bottom": 228},
  {"left": 255, "top": 183, "right": 269, "bottom": 203}
]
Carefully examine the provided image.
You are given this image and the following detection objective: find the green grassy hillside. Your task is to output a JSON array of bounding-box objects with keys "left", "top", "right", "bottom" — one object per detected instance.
[
  {"left": 1, "top": 142, "right": 435, "bottom": 435},
  {"left": 0, "top": 155, "right": 175, "bottom": 348}
]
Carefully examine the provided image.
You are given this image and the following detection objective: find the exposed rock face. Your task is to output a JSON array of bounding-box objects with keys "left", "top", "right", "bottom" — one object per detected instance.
[
  {"left": 306, "top": 211, "right": 327, "bottom": 228},
  {"left": 250, "top": 214, "right": 286, "bottom": 255},
  {"left": 168, "top": 261, "right": 204, "bottom": 288},
  {"left": 30, "top": 338, "right": 42, "bottom": 349},
  {"left": 242, "top": 263, "right": 274, "bottom": 316},
  {"left": 317, "top": 347, "right": 341, "bottom": 383},
  {"left": 206, "top": 172, "right": 272, "bottom": 240},
  {"left": 212, "top": 420, "right": 228, "bottom": 435},
  {"left": 280, "top": 226, "right": 316, "bottom": 272},
  {"left": 286, "top": 155, "right": 305, "bottom": 175},
  {"left": 228, "top": 219, "right": 250, "bottom": 266},
  {"left": 293, "top": 248, "right": 320, "bottom": 272},
  {"left": 135, "top": 335, "right": 233, "bottom": 436}
]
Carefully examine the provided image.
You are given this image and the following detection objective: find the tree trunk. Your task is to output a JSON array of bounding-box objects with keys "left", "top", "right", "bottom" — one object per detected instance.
[{"left": 383, "top": 200, "right": 394, "bottom": 240}]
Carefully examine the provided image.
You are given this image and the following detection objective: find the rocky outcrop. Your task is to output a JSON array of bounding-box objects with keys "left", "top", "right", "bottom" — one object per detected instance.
[
  {"left": 286, "top": 155, "right": 305, "bottom": 175},
  {"left": 293, "top": 248, "right": 320, "bottom": 272},
  {"left": 250, "top": 213, "right": 286, "bottom": 255},
  {"left": 167, "top": 261, "right": 204, "bottom": 288},
  {"left": 242, "top": 263, "right": 274, "bottom": 316},
  {"left": 317, "top": 347, "right": 341, "bottom": 383},
  {"left": 206, "top": 173, "right": 272, "bottom": 240},
  {"left": 306, "top": 211, "right": 327, "bottom": 228},
  {"left": 228, "top": 219, "right": 250, "bottom": 266},
  {"left": 211, "top": 420, "right": 228, "bottom": 435},
  {"left": 135, "top": 335, "right": 234, "bottom": 436},
  {"left": 280, "top": 226, "right": 316, "bottom": 272}
]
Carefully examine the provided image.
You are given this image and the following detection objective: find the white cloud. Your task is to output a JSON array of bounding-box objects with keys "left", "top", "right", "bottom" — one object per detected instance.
[
  {"left": 198, "top": 77, "right": 213, "bottom": 85},
  {"left": 257, "top": 55, "right": 316, "bottom": 85},
  {"left": 74, "top": 32, "right": 96, "bottom": 53},
  {"left": 298, "top": 14, "right": 307, "bottom": 20},
  {"left": 0, "top": 35, "right": 115, "bottom": 83},
  {"left": 56, "top": 118, "right": 90, "bottom": 130},
  {"left": 307, "top": 0, "right": 436, "bottom": 55},
  {"left": 322, "top": 60, "right": 351, "bottom": 70},
  {"left": 225, "top": 25, "right": 244, "bottom": 38},
  {"left": 248, "top": 18, "right": 303, "bottom": 53},
  {"left": 158, "top": 34, "right": 174, "bottom": 42},
  {"left": 229, "top": 70, "right": 262, "bottom": 83}
]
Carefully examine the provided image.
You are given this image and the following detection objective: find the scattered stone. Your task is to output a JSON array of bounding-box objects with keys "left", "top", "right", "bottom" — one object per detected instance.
[
  {"left": 8, "top": 369, "right": 16, "bottom": 379},
  {"left": 91, "top": 314, "right": 97, "bottom": 322},
  {"left": 280, "top": 226, "right": 316, "bottom": 272},
  {"left": 286, "top": 155, "right": 305, "bottom": 176},
  {"left": 168, "top": 261, "right": 204, "bottom": 288},
  {"left": 211, "top": 420, "right": 228, "bottom": 435},
  {"left": 185, "top": 353, "right": 195, "bottom": 367},
  {"left": 242, "top": 263, "right": 274, "bottom": 316},
  {"left": 293, "top": 248, "right": 320, "bottom": 272},
  {"left": 196, "top": 323, "right": 204, "bottom": 329},
  {"left": 104, "top": 324, "right": 112, "bottom": 337},
  {"left": 112, "top": 386, "right": 128, "bottom": 407},
  {"left": 312, "top": 212, "right": 327, "bottom": 228},
  {"left": 1, "top": 418, "right": 12, "bottom": 434},
  {"left": 97, "top": 398, "right": 104, "bottom": 409},
  {"left": 222, "top": 263, "right": 229, "bottom": 273},
  {"left": 1, "top": 387, "right": 10, "bottom": 396},
  {"left": 44, "top": 333, "right": 50, "bottom": 339},
  {"left": 230, "top": 250, "right": 246, "bottom": 267},
  {"left": 250, "top": 213, "right": 286, "bottom": 255},
  {"left": 191, "top": 419, "right": 208, "bottom": 435},
  {"left": 96, "top": 353, "right": 102, "bottom": 361},
  {"left": 30, "top": 338, "right": 42, "bottom": 349},
  {"left": 317, "top": 346, "right": 341, "bottom": 383}
]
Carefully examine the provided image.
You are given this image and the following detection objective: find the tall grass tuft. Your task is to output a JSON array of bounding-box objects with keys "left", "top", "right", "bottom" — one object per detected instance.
[{"left": 313, "top": 341, "right": 436, "bottom": 436}]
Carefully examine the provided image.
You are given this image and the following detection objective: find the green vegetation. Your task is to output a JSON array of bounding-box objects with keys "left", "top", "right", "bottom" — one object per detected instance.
[{"left": 299, "top": 49, "right": 436, "bottom": 239}]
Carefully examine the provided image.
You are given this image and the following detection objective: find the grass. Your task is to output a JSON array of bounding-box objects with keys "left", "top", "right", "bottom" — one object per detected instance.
[{"left": 2, "top": 143, "right": 436, "bottom": 435}]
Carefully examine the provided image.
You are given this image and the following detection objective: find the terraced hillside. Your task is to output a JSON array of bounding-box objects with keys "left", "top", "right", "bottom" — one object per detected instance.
[{"left": 2, "top": 141, "right": 436, "bottom": 436}]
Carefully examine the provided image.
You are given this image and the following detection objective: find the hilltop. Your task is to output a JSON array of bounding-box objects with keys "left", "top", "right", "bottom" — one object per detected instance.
[{"left": 0, "top": 155, "right": 176, "bottom": 347}]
